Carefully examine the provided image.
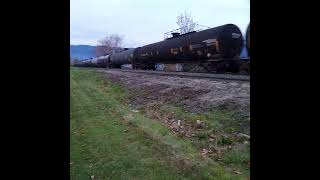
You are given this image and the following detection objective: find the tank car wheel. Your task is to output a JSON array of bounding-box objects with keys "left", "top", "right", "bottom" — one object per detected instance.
[{"left": 229, "top": 62, "right": 240, "bottom": 73}]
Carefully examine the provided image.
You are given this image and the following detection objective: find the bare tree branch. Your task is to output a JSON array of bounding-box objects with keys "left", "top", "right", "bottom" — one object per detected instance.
[
  {"left": 176, "top": 10, "right": 197, "bottom": 34},
  {"left": 96, "top": 34, "right": 124, "bottom": 56}
]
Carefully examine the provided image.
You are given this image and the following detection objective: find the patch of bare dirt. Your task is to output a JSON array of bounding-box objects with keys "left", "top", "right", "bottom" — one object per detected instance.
[{"left": 100, "top": 69, "right": 250, "bottom": 113}]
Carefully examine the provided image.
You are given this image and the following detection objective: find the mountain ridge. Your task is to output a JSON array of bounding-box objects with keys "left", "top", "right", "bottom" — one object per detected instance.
[{"left": 70, "top": 45, "right": 96, "bottom": 60}]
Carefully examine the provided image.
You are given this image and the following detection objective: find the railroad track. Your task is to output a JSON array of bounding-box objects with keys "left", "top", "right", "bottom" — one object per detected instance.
[{"left": 96, "top": 68, "right": 250, "bottom": 82}]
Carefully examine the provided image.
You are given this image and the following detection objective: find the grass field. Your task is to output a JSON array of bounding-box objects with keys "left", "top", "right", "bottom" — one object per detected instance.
[{"left": 70, "top": 67, "right": 249, "bottom": 179}]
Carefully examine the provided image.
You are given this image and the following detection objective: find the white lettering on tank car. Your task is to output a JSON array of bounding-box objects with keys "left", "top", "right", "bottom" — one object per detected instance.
[
  {"left": 202, "top": 39, "right": 216, "bottom": 43},
  {"left": 232, "top": 33, "right": 241, "bottom": 38}
]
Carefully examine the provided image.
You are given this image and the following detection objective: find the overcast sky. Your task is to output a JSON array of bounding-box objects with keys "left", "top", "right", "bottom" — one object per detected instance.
[{"left": 70, "top": 0, "right": 250, "bottom": 47}]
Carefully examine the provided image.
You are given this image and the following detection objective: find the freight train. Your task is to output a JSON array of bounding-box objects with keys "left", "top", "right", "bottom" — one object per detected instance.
[{"left": 74, "top": 23, "right": 250, "bottom": 73}]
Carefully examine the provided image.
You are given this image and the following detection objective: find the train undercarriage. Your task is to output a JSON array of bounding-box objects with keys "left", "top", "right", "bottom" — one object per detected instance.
[
  {"left": 132, "top": 60, "right": 249, "bottom": 73},
  {"left": 108, "top": 59, "right": 249, "bottom": 74}
]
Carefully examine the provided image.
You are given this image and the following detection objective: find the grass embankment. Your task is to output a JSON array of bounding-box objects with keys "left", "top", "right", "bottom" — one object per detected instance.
[
  {"left": 70, "top": 67, "right": 248, "bottom": 179},
  {"left": 158, "top": 105, "right": 250, "bottom": 172}
]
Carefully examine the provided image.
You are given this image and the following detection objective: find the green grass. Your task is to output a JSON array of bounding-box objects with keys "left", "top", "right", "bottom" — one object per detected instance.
[
  {"left": 159, "top": 105, "right": 250, "bottom": 173},
  {"left": 159, "top": 105, "right": 235, "bottom": 132},
  {"left": 223, "top": 144, "right": 250, "bottom": 169},
  {"left": 70, "top": 67, "right": 248, "bottom": 179}
]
